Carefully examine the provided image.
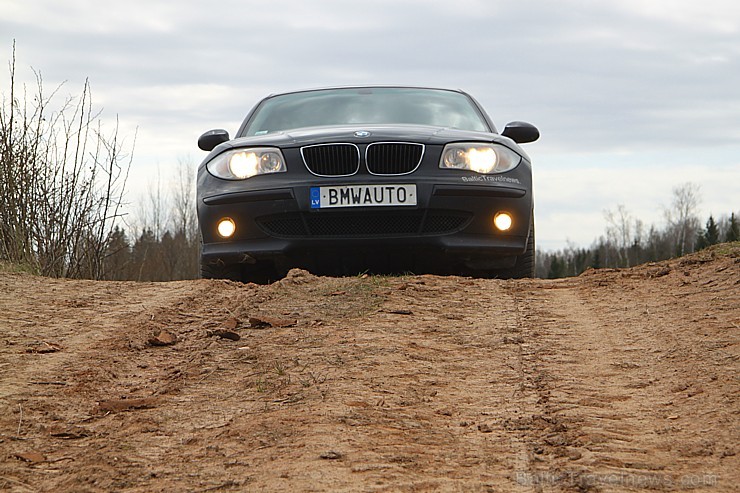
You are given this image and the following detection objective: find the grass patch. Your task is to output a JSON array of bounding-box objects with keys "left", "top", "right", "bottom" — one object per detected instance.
[
  {"left": 706, "top": 241, "right": 740, "bottom": 257},
  {"left": 0, "top": 261, "right": 38, "bottom": 275},
  {"left": 268, "top": 272, "right": 404, "bottom": 321}
]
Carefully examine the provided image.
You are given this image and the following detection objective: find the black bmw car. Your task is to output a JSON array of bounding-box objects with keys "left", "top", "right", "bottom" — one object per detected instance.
[{"left": 196, "top": 86, "right": 539, "bottom": 282}]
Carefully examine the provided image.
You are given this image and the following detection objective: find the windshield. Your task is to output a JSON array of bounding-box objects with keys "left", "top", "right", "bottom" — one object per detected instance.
[{"left": 242, "top": 87, "right": 490, "bottom": 136}]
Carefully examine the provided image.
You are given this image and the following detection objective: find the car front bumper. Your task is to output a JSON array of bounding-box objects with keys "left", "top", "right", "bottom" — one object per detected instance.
[{"left": 198, "top": 173, "right": 533, "bottom": 272}]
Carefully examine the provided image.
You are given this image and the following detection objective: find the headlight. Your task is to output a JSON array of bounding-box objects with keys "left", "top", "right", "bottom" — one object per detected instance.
[
  {"left": 206, "top": 148, "right": 286, "bottom": 180},
  {"left": 439, "top": 143, "right": 521, "bottom": 174}
]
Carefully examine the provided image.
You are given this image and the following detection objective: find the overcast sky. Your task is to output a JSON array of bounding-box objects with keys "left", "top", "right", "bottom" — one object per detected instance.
[{"left": 2, "top": 0, "right": 739, "bottom": 250}]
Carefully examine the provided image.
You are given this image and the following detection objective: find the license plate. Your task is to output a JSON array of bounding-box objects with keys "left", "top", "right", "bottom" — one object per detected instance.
[{"left": 310, "top": 184, "right": 417, "bottom": 209}]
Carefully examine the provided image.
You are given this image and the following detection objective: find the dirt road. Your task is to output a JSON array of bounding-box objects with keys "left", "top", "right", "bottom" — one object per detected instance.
[{"left": 1, "top": 245, "right": 738, "bottom": 492}]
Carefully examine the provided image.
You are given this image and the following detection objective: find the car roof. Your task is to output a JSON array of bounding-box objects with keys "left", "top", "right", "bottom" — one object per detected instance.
[{"left": 263, "top": 86, "right": 470, "bottom": 99}]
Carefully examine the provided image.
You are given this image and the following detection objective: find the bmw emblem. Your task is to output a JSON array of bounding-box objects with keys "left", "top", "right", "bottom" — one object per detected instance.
[{"left": 354, "top": 130, "right": 371, "bottom": 138}]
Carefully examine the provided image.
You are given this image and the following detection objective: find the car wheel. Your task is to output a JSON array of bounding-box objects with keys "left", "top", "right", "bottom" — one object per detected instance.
[{"left": 498, "top": 216, "right": 535, "bottom": 279}]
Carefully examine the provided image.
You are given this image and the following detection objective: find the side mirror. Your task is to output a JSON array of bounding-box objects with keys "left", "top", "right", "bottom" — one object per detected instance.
[
  {"left": 501, "top": 121, "right": 539, "bottom": 144},
  {"left": 198, "top": 129, "right": 230, "bottom": 151}
]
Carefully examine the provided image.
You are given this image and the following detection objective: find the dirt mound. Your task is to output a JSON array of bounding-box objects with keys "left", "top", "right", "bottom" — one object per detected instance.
[{"left": 1, "top": 245, "right": 738, "bottom": 491}]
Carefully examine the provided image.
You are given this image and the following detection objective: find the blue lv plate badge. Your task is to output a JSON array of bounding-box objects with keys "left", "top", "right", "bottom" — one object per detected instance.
[{"left": 310, "top": 187, "right": 321, "bottom": 209}]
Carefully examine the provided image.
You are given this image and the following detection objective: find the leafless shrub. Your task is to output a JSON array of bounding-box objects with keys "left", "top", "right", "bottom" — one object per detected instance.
[{"left": 0, "top": 43, "right": 134, "bottom": 279}]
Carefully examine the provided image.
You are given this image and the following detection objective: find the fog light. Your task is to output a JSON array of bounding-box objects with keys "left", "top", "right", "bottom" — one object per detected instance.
[
  {"left": 494, "top": 212, "right": 513, "bottom": 231},
  {"left": 217, "top": 218, "right": 236, "bottom": 238}
]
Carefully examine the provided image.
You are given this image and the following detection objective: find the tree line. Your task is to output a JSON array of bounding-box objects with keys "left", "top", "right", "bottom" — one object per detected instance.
[
  {"left": 101, "top": 163, "right": 200, "bottom": 281},
  {"left": 536, "top": 182, "right": 739, "bottom": 278}
]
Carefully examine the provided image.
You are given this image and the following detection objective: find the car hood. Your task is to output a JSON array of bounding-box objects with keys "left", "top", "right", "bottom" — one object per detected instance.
[{"left": 221, "top": 125, "right": 511, "bottom": 148}]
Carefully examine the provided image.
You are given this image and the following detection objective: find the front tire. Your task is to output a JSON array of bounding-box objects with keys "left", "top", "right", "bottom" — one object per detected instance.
[{"left": 498, "top": 216, "right": 535, "bottom": 279}]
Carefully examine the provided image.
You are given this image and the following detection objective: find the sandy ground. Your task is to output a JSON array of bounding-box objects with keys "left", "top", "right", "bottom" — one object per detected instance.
[{"left": 0, "top": 245, "right": 738, "bottom": 492}]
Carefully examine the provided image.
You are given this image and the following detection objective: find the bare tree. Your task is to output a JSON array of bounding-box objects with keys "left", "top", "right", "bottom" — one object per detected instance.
[
  {"left": 172, "top": 156, "right": 198, "bottom": 242},
  {"left": 664, "top": 182, "right": 701, "bottom": 257},
  {"left": 603, "top": 204, "right": 642, "bottom": 267},
  {"left": 142, "top": 167, "right": 169, "bottom": 242}
]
